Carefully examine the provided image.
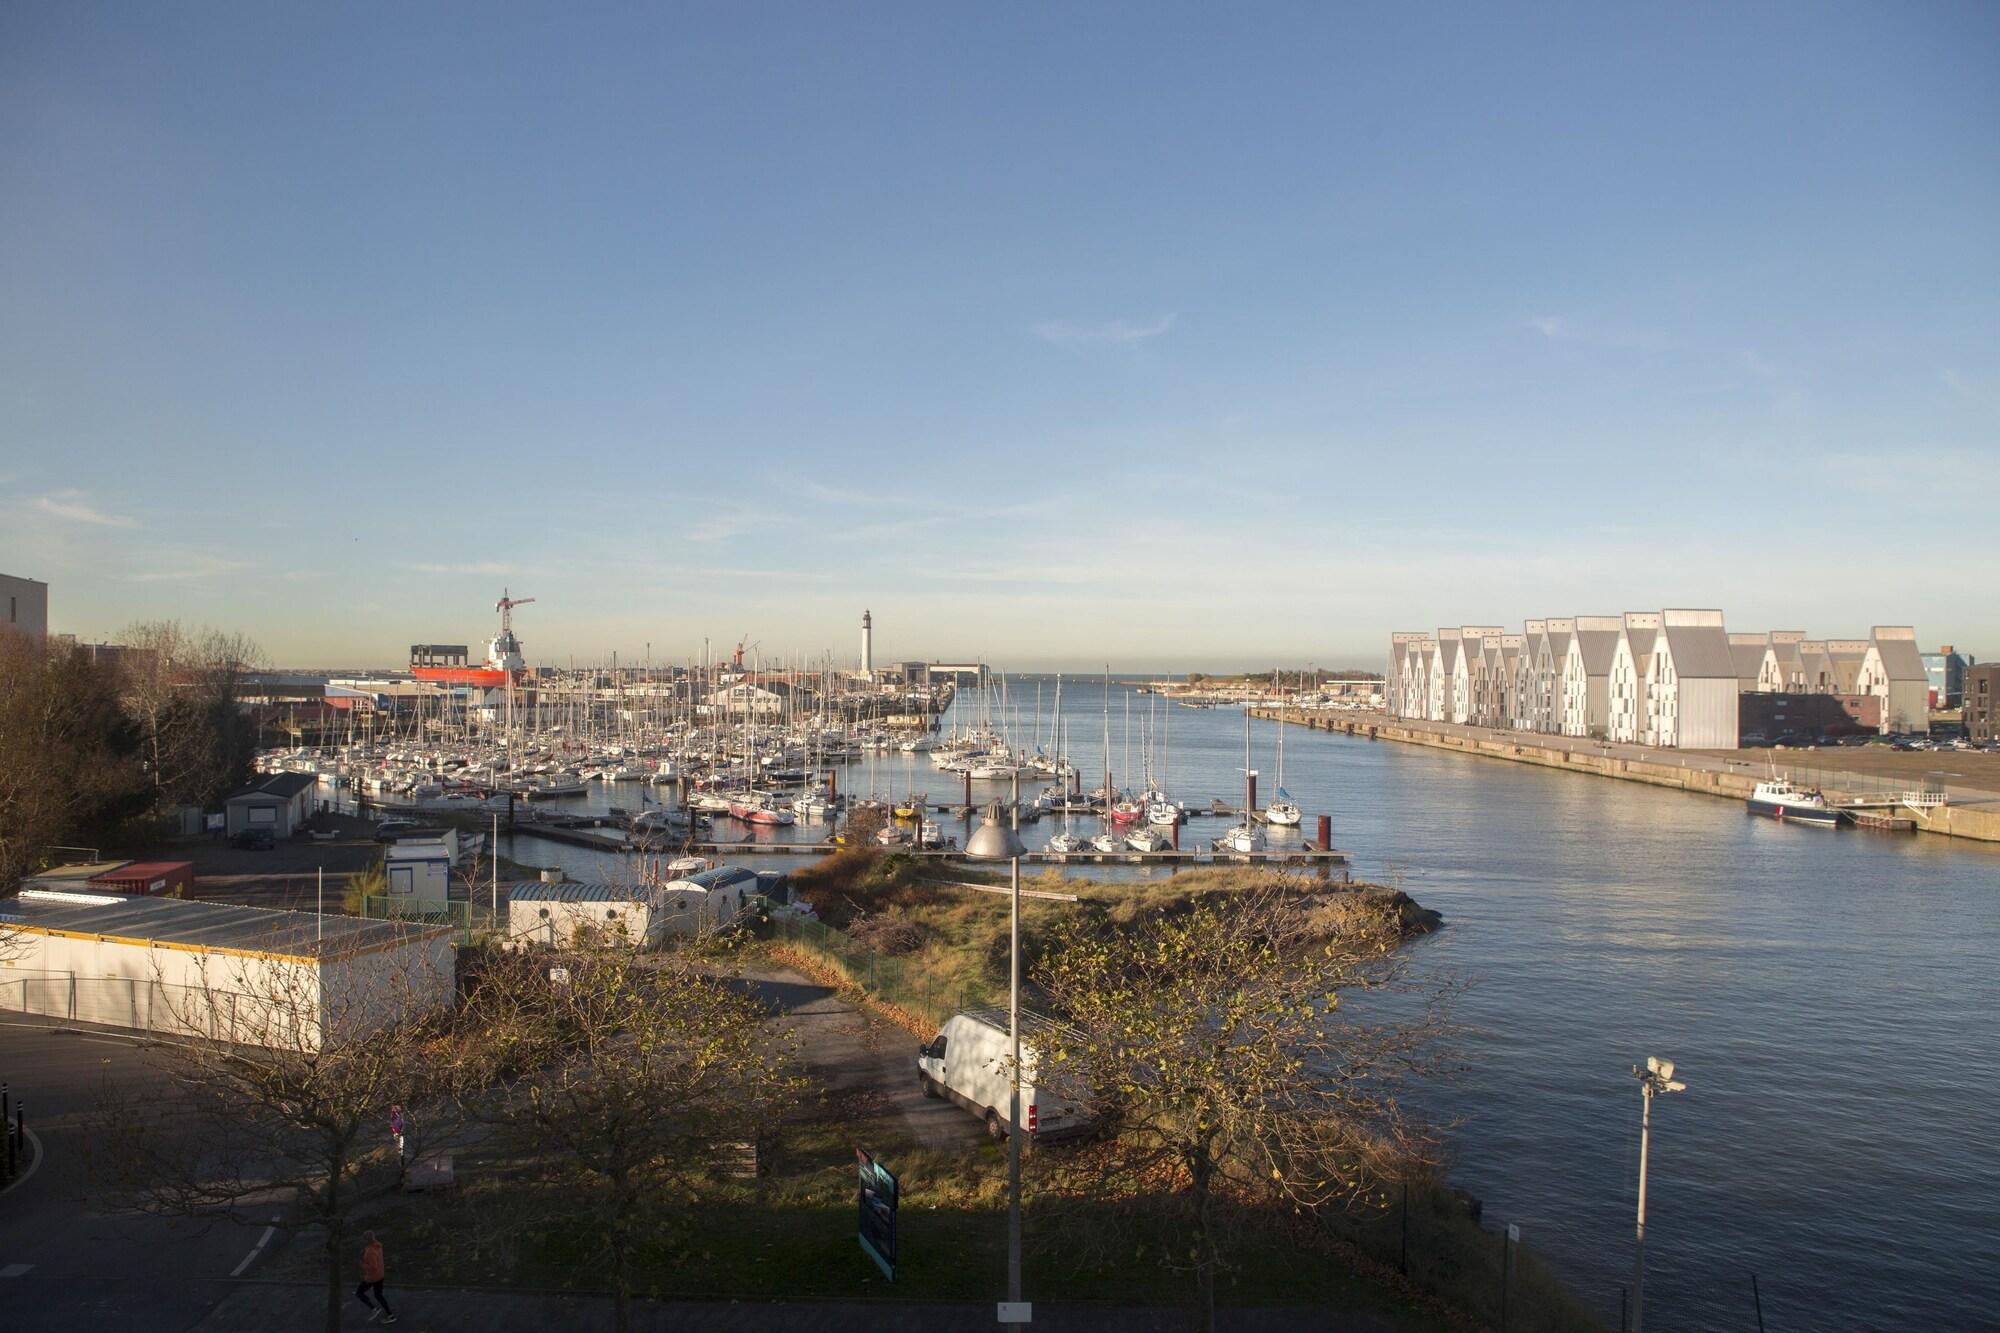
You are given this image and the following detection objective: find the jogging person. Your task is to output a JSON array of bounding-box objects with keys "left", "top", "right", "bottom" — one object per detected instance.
[{"left": 354, "top": 1230, "right": 398, "bottom": 1324}]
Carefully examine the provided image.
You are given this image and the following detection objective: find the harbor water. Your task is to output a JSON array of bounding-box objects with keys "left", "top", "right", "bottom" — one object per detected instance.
[{"left": 503, "top": 676, "right": 2000, "bottom": 1331}]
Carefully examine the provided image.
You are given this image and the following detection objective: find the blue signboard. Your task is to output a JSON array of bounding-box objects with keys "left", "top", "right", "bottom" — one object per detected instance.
[{"left": 856, "top": 1147, "right": 898, "bottom": 1281}]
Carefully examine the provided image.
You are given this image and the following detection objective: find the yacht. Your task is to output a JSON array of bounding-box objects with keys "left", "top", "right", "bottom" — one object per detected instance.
[
  {"left": 1747, "top": 777, "right": 1847, "bottom": 827},
  {"left": 1126, "top": 827, "right": 1172, "bottom": 853}
]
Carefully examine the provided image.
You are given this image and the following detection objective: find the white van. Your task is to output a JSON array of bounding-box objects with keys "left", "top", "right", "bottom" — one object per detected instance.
[{"left": 916, "top": 1007, "right": 1091, "bottom": 1143}]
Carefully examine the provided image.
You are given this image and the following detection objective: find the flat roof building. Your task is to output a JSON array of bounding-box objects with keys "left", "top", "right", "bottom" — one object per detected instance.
[
  {"left": 0, "top": 573, "right": 48, "bottom": 641},
  {"left": 0, "top": 891, "right": 454, "bottom": 1048}
]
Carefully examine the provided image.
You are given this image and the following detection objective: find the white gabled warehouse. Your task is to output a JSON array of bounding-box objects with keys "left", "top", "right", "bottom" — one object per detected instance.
[
  {"left": 0, "top": 891, "right": 454, "bottom": 1049},
  {"left": 1607, "top": 613, "right": 1659, "bottom": 743},
  {"left": 1646, "top": 609, "right": 1740, "bottom": 749},
  {"left": 1858, "top": 626, "right": 1931, "bottom": 736}
]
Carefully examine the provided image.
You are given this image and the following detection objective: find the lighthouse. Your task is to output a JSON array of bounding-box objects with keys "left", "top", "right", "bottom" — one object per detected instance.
[{"left": 861, "top": 609, "right": 874, "bottom": 677}]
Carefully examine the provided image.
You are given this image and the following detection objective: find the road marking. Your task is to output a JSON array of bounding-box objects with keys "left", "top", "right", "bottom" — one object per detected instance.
[
  {"left": 0, "top": 1128, "right": 44, "bottom": 1198},
  {"left": 229, "top": 1217, "right": 281, "bottom": 1278},
  {"left": 0, "top": 1264, "right": 31, "bottom": 1278}
]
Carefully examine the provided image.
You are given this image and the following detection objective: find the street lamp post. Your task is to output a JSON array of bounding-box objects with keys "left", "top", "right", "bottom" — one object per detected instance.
[
  {"left": 1630, "top": 1055, "right": 1687, "bottom": 1333},
  {"left": 966, "top": 796, "right": 1029, "bottom": 1325}
]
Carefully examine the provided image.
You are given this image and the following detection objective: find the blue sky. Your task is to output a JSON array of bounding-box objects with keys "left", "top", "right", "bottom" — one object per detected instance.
[{"left": 2, "top": 3, "right": 1995, "bottom": 670}]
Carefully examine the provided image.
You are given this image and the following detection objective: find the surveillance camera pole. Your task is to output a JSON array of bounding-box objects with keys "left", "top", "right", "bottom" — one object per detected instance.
[{"left": 1630, "top": 1058, "right": 1686, "bottom": 1333}]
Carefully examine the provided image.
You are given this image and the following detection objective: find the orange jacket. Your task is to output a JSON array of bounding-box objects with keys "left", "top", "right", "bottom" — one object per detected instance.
[{"left": 360, "top": 1241, "right": 385, "bottom": 1283}]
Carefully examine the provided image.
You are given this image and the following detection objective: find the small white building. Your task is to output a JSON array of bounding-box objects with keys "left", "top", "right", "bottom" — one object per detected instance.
[
  {"left": 224, "top": 772, "right": 318, "bottom": 838},
  {"left": 384, "top": 836, "right": 455, "bottom": 913},
  {"left": 506, "top": 867, "right": 759, "bottom": 949},
  {"left": 0, "top": 891, "right": 454, "bottom": 1049}
]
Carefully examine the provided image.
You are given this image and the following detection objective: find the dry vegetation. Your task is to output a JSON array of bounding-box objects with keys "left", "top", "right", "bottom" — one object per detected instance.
[{"left": 786, "top": 847, "right": 1441, "bottom": 1017}]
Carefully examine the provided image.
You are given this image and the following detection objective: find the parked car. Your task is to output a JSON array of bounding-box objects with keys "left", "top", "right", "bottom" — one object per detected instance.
[
  {"left": 917, "top": 1008, "right": 1091, "bottom": 1143},
  {"left": 373, "top": 819, "right": 419, "bottom": 842},
  {"left": 230, "top": 827, "right": 275, "bottom": 851}
]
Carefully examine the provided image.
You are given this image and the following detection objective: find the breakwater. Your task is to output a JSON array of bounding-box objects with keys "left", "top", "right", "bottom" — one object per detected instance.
[{"left": 1254, "top": 709, "right": 2000, "bottom": 843}]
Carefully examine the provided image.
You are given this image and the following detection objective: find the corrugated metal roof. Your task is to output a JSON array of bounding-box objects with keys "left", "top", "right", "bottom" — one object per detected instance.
[
  {"left": 226, "top": 772, "right": 317, "bottom": 802},
  {"left": 7, "top": 892, "right": 444, "bottom": 961},
  {"left": 507, "top": 882, "right": 651, "bottom": 903}
]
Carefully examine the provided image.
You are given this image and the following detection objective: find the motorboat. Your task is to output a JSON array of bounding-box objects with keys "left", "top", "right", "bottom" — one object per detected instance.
[
  {"left": 1748, "top": 777, "right": 1847, "bottom": 827},
  {"left": 1046, "top": 830, "right": 1090, "bottom": 855},
  {"left": 1126, "top": 827, "right": 1172, "bottom": 853}
]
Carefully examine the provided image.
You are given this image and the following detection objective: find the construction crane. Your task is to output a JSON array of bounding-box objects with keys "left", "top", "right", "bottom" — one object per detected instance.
[
  {"left": 733, "top": 634, "right": 757, "bottom": 669},
  {"left": 496, "top": 589, "right": 536, "bottom": 635}
]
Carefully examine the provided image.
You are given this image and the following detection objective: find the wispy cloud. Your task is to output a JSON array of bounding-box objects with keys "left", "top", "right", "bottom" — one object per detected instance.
[
  {"left": 35, "top": 490, "right": 138, "bottom": 528},
  {"left": 688, "top": 513, "right": 753, "bottom": 543},
  {"left": 405, "top": 560, "right": 513, "bottom": 576},
  {"left": 127, "top": 554, "right": 251, "bottom": 582},
  {"left": 1523, "top": 314, "right": 1673, "bottom": 350},
  {"left": 1944, "top": 370, "right": 1997, "bottom": 414},
  {"left": 1032, "top": 313, "right": 1177, "bottom": 349}
]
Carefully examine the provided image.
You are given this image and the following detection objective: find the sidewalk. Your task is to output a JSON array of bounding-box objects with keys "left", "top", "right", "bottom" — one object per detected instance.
[{"left": 192, "top": 1282, "right": 1397, "bottom": 1332}]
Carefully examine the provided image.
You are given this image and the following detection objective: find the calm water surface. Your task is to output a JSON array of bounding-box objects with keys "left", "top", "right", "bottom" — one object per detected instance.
[{"left": 506, "top": 678, "right": 2000, "bottom": 1331}]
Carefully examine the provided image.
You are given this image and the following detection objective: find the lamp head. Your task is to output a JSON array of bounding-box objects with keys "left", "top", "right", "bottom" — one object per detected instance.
[{"left": 964, "top": 803, "right": 1026, "bottom": 861}]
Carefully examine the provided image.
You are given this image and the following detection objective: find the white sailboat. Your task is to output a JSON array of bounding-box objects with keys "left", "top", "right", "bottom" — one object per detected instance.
[
  {"left": 1264, "top": 670, "right": 1302, "bottom": 828},
  {"left": 1219, "top": 702, "right": 1265, "bottom": 855}
]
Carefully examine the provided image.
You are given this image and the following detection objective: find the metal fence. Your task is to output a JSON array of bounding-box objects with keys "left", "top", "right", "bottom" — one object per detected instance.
[
  {"left": 362, "top": 895, "right": 475, "bottom": 945},
  {"left": 0, "top": 971, "right": 263, "bottom": 1041},
  {"left": 770, "top": 914, "right": 996, "bottom": 1029}
]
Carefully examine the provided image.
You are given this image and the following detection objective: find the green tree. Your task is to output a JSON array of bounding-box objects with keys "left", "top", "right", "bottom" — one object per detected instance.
[{"left": 1031, "top": 887, "right": 1448, "bottom": 1331}]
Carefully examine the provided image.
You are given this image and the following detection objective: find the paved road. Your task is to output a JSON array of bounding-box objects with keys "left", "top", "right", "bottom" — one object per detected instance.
[
  {"left": 734, "top": 963, "right": 981, "bottom": 1149},
  {"left": 0, "top": 1023, "right": 283, "bottom": 1333},
  {"left": 192, "top": 1283, "right": 1395, "bottom": 1332}
]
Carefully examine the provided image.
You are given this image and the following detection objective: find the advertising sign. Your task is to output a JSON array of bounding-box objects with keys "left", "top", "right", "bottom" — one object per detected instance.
[{"left": 855, "top": 1147, "right": 898, "bottom": 1281}]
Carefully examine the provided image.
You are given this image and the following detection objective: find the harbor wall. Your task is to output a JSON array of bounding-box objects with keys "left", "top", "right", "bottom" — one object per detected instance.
[{"left": 1258, "top": 710, "right": 2000, "bottom": 844}]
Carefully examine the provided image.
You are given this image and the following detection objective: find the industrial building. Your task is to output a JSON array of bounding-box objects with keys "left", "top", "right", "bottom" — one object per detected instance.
[
  {"left": 0, "top": 572, "right": 48, "bottom": 640},
  {"left": 1389, "top": 615, "right": 1932, "bottom": 747},
  {"left": 1920, "top": 646, "right": 1969, "bottom": 710},
  {"left": 0, "top": 891, "right": 454, "bottom": 1048}
]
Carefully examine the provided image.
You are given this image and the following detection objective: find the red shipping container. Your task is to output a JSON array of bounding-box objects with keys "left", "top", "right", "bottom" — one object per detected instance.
[{"left": 89, "top": 861, "right": 195, "bottom": 898}]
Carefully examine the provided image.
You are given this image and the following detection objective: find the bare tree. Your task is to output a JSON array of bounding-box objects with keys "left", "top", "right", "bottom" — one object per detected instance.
[
  {"left": 0, "top": 632, "right": 148, "bottom": 889},
  {"left": 463, "top": 944, "right": 800, "bottom": 1332},
  {"left": 1031, "top": 886, "right": 1451, "bottom": 1332},
  {"left": 116, "top": 620, "right": 262, "bottom": 812},
  {"left": 86, "top": 929, "right": 466, "bottom": 1333}
]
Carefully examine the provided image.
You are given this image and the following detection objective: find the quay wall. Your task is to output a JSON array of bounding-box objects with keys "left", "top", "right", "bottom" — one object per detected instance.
[{"left": 1257, "top": 710, "right": 2000, "bottom": 844}]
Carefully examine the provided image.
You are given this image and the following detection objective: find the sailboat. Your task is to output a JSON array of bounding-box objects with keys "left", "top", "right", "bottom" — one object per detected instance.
[
  {"left": 1090, "top": 669, "right": 1125, "bottom": 852},
  {"left": 1264, "top": 671, "right": 1302, "bottom": 828},
  {"left": 1046, "top": 685, "right": 1089, "bottom": 855},
  {"left": 1219, "top": 702, "right": 1266, "bottom": 855}
]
